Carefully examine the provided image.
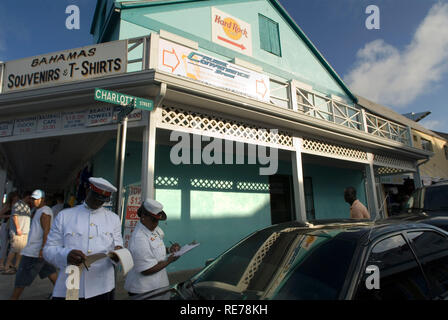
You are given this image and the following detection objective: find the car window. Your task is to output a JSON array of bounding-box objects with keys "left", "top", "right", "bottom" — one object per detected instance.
[
  {"left": 273, "top": 236, "right": 356, "bottom": 300},
  {"left": 408, "top": 231, "right": 448, "bottom": 298},
  {"left": 192, "top": 229, "right": 356, "bottom": 300},
  {"left": 355, "top": 234, "right": 430, "bottom": 300},
  {"left": 424, "top": 186, "right": 448, "bottom": 211}
]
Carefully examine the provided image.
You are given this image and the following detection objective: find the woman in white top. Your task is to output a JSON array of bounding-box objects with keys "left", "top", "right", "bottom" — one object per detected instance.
[{"left": 124, "top": 199, "right": 180, "bottom": 296}]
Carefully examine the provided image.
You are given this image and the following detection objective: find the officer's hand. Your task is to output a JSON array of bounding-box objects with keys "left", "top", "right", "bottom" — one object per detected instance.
[
  {"left": 67, "top": 250, "right": 86, "bottom": 266},
  {"left": 169, "top": 243, "right": 180, "bottom": 253},
  {"left": 167, "top": 254, "right": 179, "bottom": 264}
]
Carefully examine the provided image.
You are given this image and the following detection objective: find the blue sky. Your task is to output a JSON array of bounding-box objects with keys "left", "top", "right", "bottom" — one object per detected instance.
[{"left": 0, "top": 0, "right": 447, "bottom": 132}]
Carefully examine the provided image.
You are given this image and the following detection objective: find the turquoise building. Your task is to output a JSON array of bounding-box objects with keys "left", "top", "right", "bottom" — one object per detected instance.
[{"left": 0, "top": 0, "right": 431, "bottom": 273}]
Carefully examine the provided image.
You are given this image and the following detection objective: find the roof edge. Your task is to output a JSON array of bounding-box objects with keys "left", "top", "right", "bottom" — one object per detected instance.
[{"left": 269, "top": 0, "right": 358, "bottom": 103}]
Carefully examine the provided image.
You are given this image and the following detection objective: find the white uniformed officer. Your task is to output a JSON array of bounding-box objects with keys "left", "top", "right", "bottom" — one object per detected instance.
[
  {"left": 43, "top": 177, "right": 124, "bottom": 300},
  {"left": 124, "top": 199, "right": 180, "bottom": 296}
]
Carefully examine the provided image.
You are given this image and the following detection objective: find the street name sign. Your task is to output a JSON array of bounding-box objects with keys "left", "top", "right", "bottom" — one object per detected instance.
[{"left": 94, "top": 88, "right": 154, "bottom": 111}]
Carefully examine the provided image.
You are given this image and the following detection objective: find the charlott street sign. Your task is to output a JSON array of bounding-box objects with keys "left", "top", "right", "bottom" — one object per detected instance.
[{"left": 94, "top": 88, "right": 154, "bottom": 111}]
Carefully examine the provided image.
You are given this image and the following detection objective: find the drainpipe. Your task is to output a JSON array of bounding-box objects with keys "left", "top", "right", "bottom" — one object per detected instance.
[
  {"left": 155, "top": 82, "right": 167, "bottom": 109},
  {"left": 414, "top": 158, "right": 430, "bottom": 189}
]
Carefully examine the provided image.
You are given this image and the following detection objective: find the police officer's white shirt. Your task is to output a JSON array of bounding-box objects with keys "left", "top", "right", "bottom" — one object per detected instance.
[
  {"left": 43, "top": 203, "right": 123, "bottom": 299},
  {"left": 124, "top": 222, "right": 169, "bottom": 294},
  {"left": 21, "top": 206, "right": 53, "bottom": 258}
]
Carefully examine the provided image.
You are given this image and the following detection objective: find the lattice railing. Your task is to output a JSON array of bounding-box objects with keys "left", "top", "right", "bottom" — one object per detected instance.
[
  {"left": 160, "top": 106, "right": 294, "bottom": 149},
  {"left": 365, "top": 112, "right": 410, "bottom": 145},
  {"left": 236, "top": 182, "right": 270, "bottom": 192},
  {"left": 155, "top": 176, "right": 179, "bottom": 187},
  {"left": 190, "top": 178, "right": 233, "bottom": 190},
  {"left": 302, "top": 138, "right": 369, "bottom": 162},
  {"left": 295, "top": 87, "right": 363, "bottom": 131},
  {"left": 373, "top": 154, "right": 415, "bottom": 172}
]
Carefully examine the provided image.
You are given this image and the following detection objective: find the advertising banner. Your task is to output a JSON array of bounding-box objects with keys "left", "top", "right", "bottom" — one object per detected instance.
[
  {"left": 62, "top": 110, "right": 87, "bottom": 130},
  {"left": 158, "top": 38, "right": 270, "bottom": 102},
  {"left": 13, "top": 117, "right": 37, "bottom": 135},
  {"left": 3, "top": 40, "right": 127, "bottom": 93},
  {"left": 37, "top": 113, "right": 62, "bottom": 133},
  {"left": 123, "top": 184, "right": 142, "bottom": 248},
  {"left": 0, "top": 121, "right": 14, "bottom": 137},
  {"left": 86, "top": 105, "right": 114, "bottom": 127}
]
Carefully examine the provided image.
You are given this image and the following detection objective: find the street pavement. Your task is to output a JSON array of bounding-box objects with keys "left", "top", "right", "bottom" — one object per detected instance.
[{"left": 0, "top": 268, "right": 201, "bottom": 300}]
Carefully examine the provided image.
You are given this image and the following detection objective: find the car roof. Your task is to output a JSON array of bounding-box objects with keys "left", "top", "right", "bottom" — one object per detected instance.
[{"left": 258, "top": 219, "right": 446, "bottom": 245}]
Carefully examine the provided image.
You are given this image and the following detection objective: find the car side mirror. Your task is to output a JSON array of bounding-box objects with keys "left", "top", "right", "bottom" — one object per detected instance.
[{"left": 205, "top": 258, "right": 215, "bottom": 266}]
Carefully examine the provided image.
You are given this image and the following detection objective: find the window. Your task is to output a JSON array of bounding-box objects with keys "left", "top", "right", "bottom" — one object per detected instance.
[
  {"left": 413, "top": 135, "right": 418, "bottom": 142},
  {"left": 259, "top": 15, "right": 281, "bottom": 56},
  {"left": 421, "top": 138, "right": 433, "bottom": 152},
  {"left": 444, "top": 145, "right": 448, "bottom": 160},
  {"left": 355, "top": 235, "right": 430, "bottom": 300},
  {"left": 408, "top": 231, "right": 448, "bottom": 298}
]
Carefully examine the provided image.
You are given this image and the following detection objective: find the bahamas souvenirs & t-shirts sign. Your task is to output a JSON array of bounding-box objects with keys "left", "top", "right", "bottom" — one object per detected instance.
[
  {"left": 158, "top": 38, "right": 269, "bottom": 103},
  {"left": 3, "top": 40, "right": 127, "bottom": 93}
]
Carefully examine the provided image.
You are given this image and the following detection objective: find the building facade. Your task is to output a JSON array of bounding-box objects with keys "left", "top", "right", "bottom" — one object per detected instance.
[{"left": 0, "top": 0, "right": 431, "bottom": 272}]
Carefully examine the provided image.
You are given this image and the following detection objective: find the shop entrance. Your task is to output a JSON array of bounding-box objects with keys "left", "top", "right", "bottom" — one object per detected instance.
[{"left": 269, "top": 174, "right": 294, "bottom": 224}]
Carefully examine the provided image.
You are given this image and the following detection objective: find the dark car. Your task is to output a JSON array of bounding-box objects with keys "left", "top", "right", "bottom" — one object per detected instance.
[
  {"left": 405, "top": 181, "right": 448, "bottom": 216},
  {"left": 133, "top": 220, "right": 448, "bottom": 300}
]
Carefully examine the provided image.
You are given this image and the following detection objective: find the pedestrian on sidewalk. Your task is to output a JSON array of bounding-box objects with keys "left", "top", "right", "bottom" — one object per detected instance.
[
  {"left": 44, "top": 177, "right": 124, "bottom": 300},
  {"left": 2, "top": 191, "right": 32, "bottom": 275},
  {"left": 51, "top": 193, "right": 65, "bottom": 218},
  {"left": 0, "top": 192, "right": 20, "bottom": 272},
  {"left": 9, "top": 190, "right": 58, "bottom": 300}
]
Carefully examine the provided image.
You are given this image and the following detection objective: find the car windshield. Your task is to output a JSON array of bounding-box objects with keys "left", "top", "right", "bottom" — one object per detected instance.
[
  {"left": 190, "top": 226, "right": 357, "bottom": 300},
  {"left": 407, "top": 185, "right": 448, "bottom": 212}
]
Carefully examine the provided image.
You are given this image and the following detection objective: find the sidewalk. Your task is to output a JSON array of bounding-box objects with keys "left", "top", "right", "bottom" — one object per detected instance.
[{"left": 0, "top": 268, "right": 201, "bottom": 300}]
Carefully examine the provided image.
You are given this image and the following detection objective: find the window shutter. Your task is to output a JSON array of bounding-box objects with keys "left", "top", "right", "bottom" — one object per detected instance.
[{"left": 259, "top": 14, "right": 281, "bottom": 56}]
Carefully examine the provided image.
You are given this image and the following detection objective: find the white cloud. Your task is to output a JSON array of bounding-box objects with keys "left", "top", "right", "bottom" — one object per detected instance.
[
  {"left": 419, "top": 119, "right": 444, "bottom": 131},
  {"left": 344, "top": 2, "right": 448, "bottom": 107}
]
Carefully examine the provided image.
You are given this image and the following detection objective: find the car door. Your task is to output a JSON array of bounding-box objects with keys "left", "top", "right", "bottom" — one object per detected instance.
[
  {"left": 354, "top": 233, "right": 431, "bottom": 300},
  {"left": 406, "top": 230, "right": 448, "bottom": 300}
]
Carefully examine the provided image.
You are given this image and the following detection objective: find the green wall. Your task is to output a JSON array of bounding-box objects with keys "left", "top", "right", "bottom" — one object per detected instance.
[
  {"left": 90, "top": 136, "right": 367, "bottom": 271},
  {"left": 93, "top": 0, "right": 354, "bottom": 101},
  {"left": 303, "top": 163, "right": 368, "bottom": 220}
]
